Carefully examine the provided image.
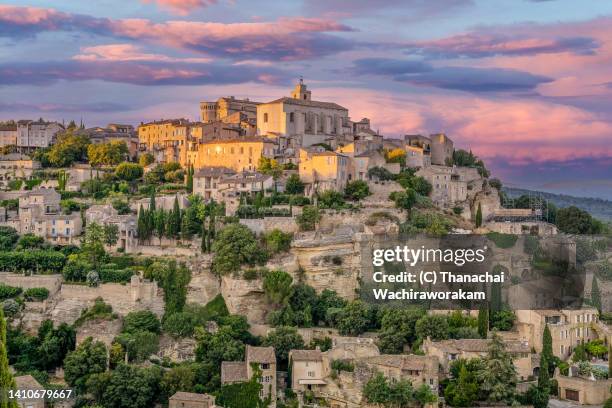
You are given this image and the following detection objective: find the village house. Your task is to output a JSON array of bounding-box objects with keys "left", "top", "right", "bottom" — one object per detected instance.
[
  {"left": 299, "top": 147, "right": 350, "bottom": 196},
  {"left": 422, "top": 337, "right": 534, "bottom": 381},
  {"left": 0, "top": 187, "right": 82, "bottom": 245},
  {"left": 191, "top": 137, "right": 276, "bottom": 172},
  {"left": 16, "top": 119, "right": 63, "bottom": 150},
  {"left": 86, "top": 204, "right": 138, "bottom": 252},
  {"left": 75, "top": 123, "right": 138, "bottom": 157},
  {"left": 416, "top": 165, "right": 482, "bottom": 208},
  {"left": 221, "top": 345, "right": 277, "bottom": 407},
  {"left": 257, "top": 80, "right": 352, "bottom": 149},
  {"left": 555, "top": 369, "right": 612, "bottom": 405},
  {"left": 515, "top": 308, "right": 600, "bottom": 360},
  {"left": 360, "top": 354, "right": 439, "bottom": 391},
  {"left": 215, "top": 171, "right": 274, "bottom": 200},
  {"left": 169, "top": 392, "right": 216, "bottom": 408},
  {"left": 193, "top": 166, "right": 236, "bottom": 200},
  {"left": 288, "top": 349, "right": 327, "bottom": 394},
  {"left": 200, "top": 96, "right": 260, "bottom": 123},
  {"left": 14, "top": 374, "right": 46, "bottom": 408},
  {"left": 0, "top": 123, "right": 17, "bottom": 147},
  {"left": 0, "top": 154, "right": 41, "bottom": 190}
]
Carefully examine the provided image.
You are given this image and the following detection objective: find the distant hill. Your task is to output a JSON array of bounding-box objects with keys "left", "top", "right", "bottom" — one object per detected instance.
[{"left": 503, "top": 187, "right": 612, "bottom": 222}]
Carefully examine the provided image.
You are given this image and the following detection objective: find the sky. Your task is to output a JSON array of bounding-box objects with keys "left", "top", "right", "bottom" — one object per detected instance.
[{"left": 0, "top": 0, "right": 611, "bottom": 198}]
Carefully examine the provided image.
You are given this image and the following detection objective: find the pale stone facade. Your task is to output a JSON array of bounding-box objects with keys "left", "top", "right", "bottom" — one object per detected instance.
[
  {"left": 17, "top": 119, "right": 63, "bottom": 149},
  {"left": 200, "top": 96, "right": 259, "bottom": 123},
  {"left": 556, "top": 373, "right": 612, "bottom": 405},
  {"left": 288, "top": 349, "right": 327, "bottom": 393},
  {"left": 0, "top": 154, "right": 41, "bottom": 189},
  {"left": 0, "top": 123, "right": 17, "bottom": 146},
  {"left": 299, "top": 147, "right": 349, "bottom": 195},
  {"left": 191, "top": 138, "right": 276, "bottom": 172},
  {"left": 193, "top": 166, "right": 236, "bottom": 200}
]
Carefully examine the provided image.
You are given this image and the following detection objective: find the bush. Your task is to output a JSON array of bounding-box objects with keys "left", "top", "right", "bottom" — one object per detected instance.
[
  {"left": 0, "top": 226, "right": 19, "bottom": 251},
  {"left": 115, "top": 162, "right": 144, "bottom": 182},
  {"left": 264, "top": 229, "right": 293, "bottom": 254},
  {"left": 98, "top": 267, "right": 134, "bottom": 283},
  {"left": 367, "top": 166, "right": 395, "bottom": 181},
  {"left": 23, "top": 287, "right": 49, "bottom": 301},
  {"left": 122, "top": 310, "right": 161, "bottom": 334},
  {"left": 296, "top": 206, "right": 320, "bottom": 231},
  {"left": 344, "top": 180, "right": 370, "bottom": 201},
  {"left": 0, "top": 250, "right": 66, "bottom": 273},
  {"left": 331, "top": 359, "right": 354, "bottom": 372},
  {"left": 317, "top": 190, "right": 346, "bottom": 209},
  {"left": 212, "top": 224, "right": 268, "bottom": 275},
  {"left": 0, "top": 284, "right": 22, "bottom": 300},
  {"left": 487, "top": 232, "right": 518, "bottom": 249},
  {"left": 285, "top": 174, "right": 305, "bottom": 195},
  {"left": 163, "top": 312, "right": 196, "bottom": 338}
]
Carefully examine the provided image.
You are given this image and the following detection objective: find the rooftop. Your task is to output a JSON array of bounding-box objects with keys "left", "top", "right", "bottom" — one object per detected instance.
[
  {"left": 169, "top": 391, "right": 215, "bottom": 403},
  {"left": 289, "top": 349, "right": 323, "bottom": 362},
  {"left": 221, "top": 361, "right": 248, "bottom": 383},
  {"left": 246, "top": 345, "right": 276, "bottom": 364},
  {"left": 194, "top": 166, "right": 236, "bottom": 178},
  {"left": 264, "top": 96, "right": 347, "bottom": 111}
]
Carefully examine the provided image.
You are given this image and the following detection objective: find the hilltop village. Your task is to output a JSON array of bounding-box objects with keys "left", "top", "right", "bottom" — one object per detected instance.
[{"left": 0, "top": 81, "right": 610, "bottom": 408}]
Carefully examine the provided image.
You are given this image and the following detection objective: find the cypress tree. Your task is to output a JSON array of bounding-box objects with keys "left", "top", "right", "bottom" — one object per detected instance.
[
  {"left": 0, "top": 309, "right": 18, "bottom": 408},
  {"left": 542, "top": 325, "right": 553, "bottom": 365},
  {"left": 137, "top": 205, "right": 146, "bottom": 244},
  {"left": 535, "top": 325, "right": 553, "bottom": 408},
  {"left": 478, "top": 306, "right": 489, "bottom": 338},
  {"left": 168, "top": 196, "right": 181, "bottom": 239},
  {"left": 155, "top": 209, "right": 166, "bottom": 244},
  {"left": 591, "top": 276, "right": 601, "bottom": 313},
  {"left": 186, "top": 165, "right": 194, "bottom": 193},
  {"left": 201, "top": 216, "right": 208, "bottom": 253},
  {"left": 149, "top": 189, "right": 156, "bottom": 212},
  {"left": 475, "top": 202, "right": 483, "bottom": 227}
]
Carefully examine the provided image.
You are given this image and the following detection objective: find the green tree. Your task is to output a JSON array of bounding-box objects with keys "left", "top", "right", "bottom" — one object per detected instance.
[
  {"left": 167, "top": 196, "right": 182, "bottom": 239},
  {"left": 535, "top": 354, "right": 550, "bottom": 408},
  {"left": 57, "top": 169, "right": 69, "bottom": 191},
  {"left": 103, "top": 224, "right": 119, "bottom": 247},
  {"left": 542, "top": 325, "right": 553, "bottom": 366},
  {"left": 47, "top": 132, "right": 90, "bottom": 167},
  {"left": 262, "top": 326, "right": 304, "bottom": 368},
  {"left": 378, "top": 308, "right": 424, "bottom": 354},
  {"left": 363, "top": 372, "right": 390, "bottom": 405},
  {"left": 138, "top": 153, "right": 154, "bottom": 167},
  {"left": 411, "top": 176, "right": 432, "bottom": 196},
  {"left": 63, "top": 337, "right": 107, "bottom": 393},
  {"left": 195, "top": 327, "right": 245, "bottom": 368},
  {"left": 390, "top": 188, "right": 417, "bottom": 212},
  {"left": 81, "top": 222, "right": 107, "bottom": 268},
  {"left": 116, "top": 331, "right": 159, "bottom": 362},
  {"left": 154, "top": 209, "right": 166, "bottom": 244},
  {"left": 591, "top": 275, "right": 602, "bottom": 313},
  {"left": 216, "top": 364, "right": 269, "bottom": 408},
  {"left": 296, "top": 205, "right": 320, "bottom": 231},
  {"left": 477, "top": 332, "right": 517, "bottom": 403},
  {"left": 445, "top": 364, "right": 479, "bottom": 407},
  {"left": 0, "top": 308, "right": 18, "bottom": 408},
  {"left": 285, "top": 174, "right": 304, "bottom": 195},
  {"left": 185, "top": 165, "right": 194, "bottom": 193},
  {"left": 263, "top": 270, "right": 293, "bottom": 306},
  {"left": 87, "top": 140, "right": 129, "bottom": 167},
  {"left": 263, "top": 229, "right": 292, "bottom": 254},
  {"left": 160, "top": 365, "right": 195, "bottom": 403},
  {"left": 212, "top": 224, "right": 267, "bottom": 275},
  {"left": 344, "top": 180, "right": 370, "bottom": 200},
  {"left": 312, "top": 289, "right": 346, "bottom": 325},
  {"left": 122, "top": 311, "right": 160, "bottom": 334},
  {"left": 93, "top": 363, "right": 161, "bottom": 408},
  {"left": 163, "top": 312, "right": 196, "bottom": 338},
  {"left": 556, "top": 206, "right": 595, "bottom": 234},
  {"left": 115, "top": 162, "right": 143, "bottom": 182},
  {"left": 475, "top": 202, "right": 483, "bottom": 228},
  {"left": 336, "top": 301, "right": 370, "bottom": 336},
  {"left": 415, "top": 314, "right": 450, "bottom": 341},
  {"left": 478, "top": 306, "right": 489, "bottom": 338}
]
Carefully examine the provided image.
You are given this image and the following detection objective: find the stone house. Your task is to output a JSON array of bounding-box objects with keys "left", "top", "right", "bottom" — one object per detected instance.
[
  {"left": 192, "top": 166, "right": 235, "bottom": 200},
  {"left": 221, "top": 345, "right": 277, "bottom": 407},
  {"left": 299, "top": 147, "right": 350, "bottom": 196},
  {"left": 429, "top": 133, "right": 454, "bottom": 166},
  {"left": 86, "top": 204, "right": 137, "bottom": 252},
  {"left": 288, "top": 349, "right": 327, "bottom": 393},
  {"left": 0, "top": 154, "right": 40, "bottom": 189},
  {"left": 0, "top": 187, "right": 83, "bottom": 245},
  {"left": 191, "top": 137, "right": 276, "bottom": 172},
  {"left": 515, "top": 308, "right": 599, "bottom": 360},
  {"left": 0, "top": 123, "right": 17, "bottom": 146},
  {"left": 169, "top": 392, "right": 216, "bottom": 408},
  {"left": 359, "top": 354, "right": 439, "bottom": 391},
  {"left": 422, "top": 337, "right": 534, "bottom": 381},
  {"left": 17, "top": 119, "right": 63, "bottom": 150},
  {"left": 555, "top": 371, "right": 612, "bottom": 405}
]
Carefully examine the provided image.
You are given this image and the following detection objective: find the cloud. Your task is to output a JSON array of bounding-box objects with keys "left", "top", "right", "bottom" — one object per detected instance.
[
  {"left": 141, "top": 0, "right": 218, "bottom": 15},
  {"left": 0, "top": 60, "right": 289, "bottom": 86},
  {"left": 72, "top": 43, "right": 211, "bottom": 62},
  {"left": 0, "top": 5, "right": 355, "bottom": 60},
  {"left": 0, "top": 101, "right": 130, "bottom": 113},
  {"left": 403, "top": 33, "right": 599, "bottom": 58},
  {"left": 350, "top": 58, "right": 552, "bottom": 92},
  {"left": 303, "top": 0, "right": 473, "bottom": 19}
]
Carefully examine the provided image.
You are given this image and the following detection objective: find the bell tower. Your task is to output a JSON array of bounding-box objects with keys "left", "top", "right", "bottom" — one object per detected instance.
[{"left": 290, "top": 76, "right": 311, "bottom": 101}]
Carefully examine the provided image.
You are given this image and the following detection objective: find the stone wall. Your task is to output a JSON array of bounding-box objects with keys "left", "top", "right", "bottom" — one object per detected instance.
[
  {"left": 239, "top": 217, "right": 298, "bottom": 235},
  {"left": 221, "top": 275, "right": 268, "bottom": 324},
  {"left": 0, "top": 273, "right": 62, "bottom": 295}
]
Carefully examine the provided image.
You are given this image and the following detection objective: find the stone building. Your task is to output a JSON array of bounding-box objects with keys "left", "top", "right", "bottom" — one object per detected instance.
[
  {"left": 75, "top": 123, "right": 137, "bottom": 157},
  {"left": 193, "top": 166, "right": 236, "bottom": 200},
  {"left": 360, "top": 354, "right": 439, "bottom": 391},
  {"left": 85, "top": 204, "right": 138, "bottom": 252},
  {"left": 555, "top": 371, "right": 612, "bottom": 405},
  {"left": 423, "top": 337, "right": 534, "bottom": 381},
  {"left": 0, "top": 123, "right": 17, "bottom": 146},
  {"left": 429, "top": 133, "right": 454, "bottom": 165},
  {"left": 169, "top": 392, "right": 216, "bottom": 408},
  {"left": 215, "top": 171, "right": 274, "bottom": 201},
  {"left": 137, "top": 118, "right": 190, "bottom": 152},
  {"left": 190, "top": 137, "right": 276, "bottom": 172},
  {"left": 515, "top": 308, "right": 599, "bottom": 360},
  {"left": 299, "top": 147, "right": 350, "bottom": 195},
  {"left": 288, "top": 349, "right": 327, "bottom": 394},
  {"left": 200, "top": 96, "right": 259, "bottom": 123},
  {"left": 257, "top": 80, "right": 352, "bottom": 148},
  {"left": 221, "top": 345, "right": 277, "bottom": 407},
  {"left": 0, "top": 187, "right": 82, "bottom": 245},
  {"left": 16, "top": 119, "right": 63, "bottom": 149},
  {"left": 0, "top": 154, "right": 41, "bottom": 190}
]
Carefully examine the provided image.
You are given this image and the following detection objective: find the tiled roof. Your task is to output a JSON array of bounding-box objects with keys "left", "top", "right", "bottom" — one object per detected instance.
[
  {"left": 363, "top": 354, "right": 434, "bottom": 371},
  {"left": 15, "top": 375, "right": 43, "bottom": 390},
  {"left": 221, "top": 361, "right": 248, "bottom": 383},
  {"left": 170, "top": 392, "right": 215, "bottom": 402},
  {"left": 246, "top": 345, "right": 276, "bottom": 364},
  {"left": 265, "top": 97, "right": 347, "bottom": 111},
  {"left": 194, "top": 166, "right": 236, "bottom": 178},
  {"left": 220, "top": 171, "right": 271, "bottom": 184},
  {"left": 199, "top": 137, "right": 274, "bottom": 145},
  {"left": 430, "top": 338, "right": 530, "bottom": 354},
  {"left": 290, "top": 349, "right": 323, "bottom": 362}
]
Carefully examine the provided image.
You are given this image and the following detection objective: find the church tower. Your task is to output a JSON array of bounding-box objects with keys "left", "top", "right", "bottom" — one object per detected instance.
[{"left": 290, "top": 77, "right": 311, "bottom": 101}]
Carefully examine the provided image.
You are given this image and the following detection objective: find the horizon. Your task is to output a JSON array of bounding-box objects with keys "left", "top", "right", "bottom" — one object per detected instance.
[{"left": 0, "top": 0, "right": 611, "bottom": 197}]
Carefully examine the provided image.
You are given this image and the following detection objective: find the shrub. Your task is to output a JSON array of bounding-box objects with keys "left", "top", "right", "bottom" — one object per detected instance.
[
  {"left": 23, "top": 287, "right": 50, "bottom": 301},
  {"left": 163, "top": 312, "right": 196, "bottom": 338},
  {"left": 344, "top": 180, "right": 370, "bottom": 201},
  {"left": 264, "top": 229, "right": 293, "bottom": 254},
  {"left": 0, "top": 284, "right": 22, "bottom": 300},
  {"left": 296, "top": 205, "right": 320, "bottom": 231},
  {"left": 317, "top": 190, "right": 346, "bottom": 209},
  {"left": 367, "top": 166, "right": 395, "bottom": 181},
  {"left": 122, "top": 310, "right": 161, "bottom": 334},
  {"left": 331, "top": 359, "right": 354, "bottom": 372},
  {"left": 487, "top": 232, "right": 518, "bottom": 249}
]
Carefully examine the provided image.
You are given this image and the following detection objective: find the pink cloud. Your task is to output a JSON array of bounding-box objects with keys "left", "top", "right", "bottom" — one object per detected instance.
[
  {"left": 72, "top": 43, "right": 211, "bottom": 63},
  {"left": 141, "top": 0, "right": 218, "bottom": 15}
]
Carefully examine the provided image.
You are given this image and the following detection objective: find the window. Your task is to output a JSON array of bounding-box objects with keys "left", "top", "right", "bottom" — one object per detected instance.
[
  {"left": 308, "top": 371, "right": 315, "bottom": 377},
  {"left": 261, "top": 363, "right": 269, "bottom": 370},
  {"left": 264, "top": 113, "right": 268, "bottom": 123},
  {"left": 289, "top": 112, "right": 294, "bottom": 122}
]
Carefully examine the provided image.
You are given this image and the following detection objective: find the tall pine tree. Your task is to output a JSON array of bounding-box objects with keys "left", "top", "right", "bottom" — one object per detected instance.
[
  {"left": 186, "top": 165, "right": 194, "bottom": 193},
  {"left": 137, "top": 204, "right": 147, "bottom": 244},
  {"left": 475, "top": 202, "right": 483, "bottom": 227},
  {"left": 0, "top": 308, "right": 18, "bottom": 408}
]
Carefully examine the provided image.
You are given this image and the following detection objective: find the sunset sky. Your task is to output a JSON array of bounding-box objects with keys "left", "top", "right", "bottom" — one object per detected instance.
[{"left": 1, "top": 0, "right": 611, "bottom": 197}]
